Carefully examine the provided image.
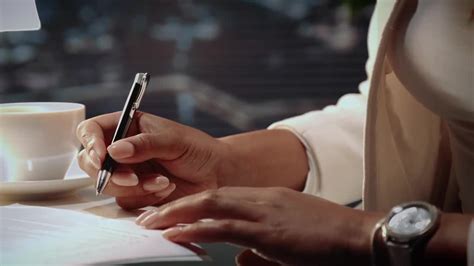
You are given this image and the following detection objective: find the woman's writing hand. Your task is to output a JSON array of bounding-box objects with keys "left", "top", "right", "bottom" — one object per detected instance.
[
  {"left": 76, "top": 111, "right": 226, "bottom": 209},
  {"left": 136, "top": 187, "right": 380, "bottom": 266}
]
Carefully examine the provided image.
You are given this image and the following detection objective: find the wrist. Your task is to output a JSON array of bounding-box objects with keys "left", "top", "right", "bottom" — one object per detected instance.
[
  {"left": 421, "top": 213, "right": 471, "bottom": 266},
  {"left": 214, "top": 137, "right": 246, "bottom": 187},
  {"left": 351, "top": 211, "right": 384, "bottom": 265},
  {"left": 371, "top": 216, "right": 389, "bottom": 266},
  {"left": 217, "top": 129, "right": 308, "bottom": 189}
]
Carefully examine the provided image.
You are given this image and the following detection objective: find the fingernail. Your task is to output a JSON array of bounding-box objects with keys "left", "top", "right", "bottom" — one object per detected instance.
[
  {"left": 154, "top": 183, "right": 176, "bottom": 198},
  {"left": 108, "top": 141, "right": 134, "bottom": 159},
  {"left": 140, "top": 211, "right": 160, "bottom": 226},
  {"left": 136, "top": 209, "right": 156, "bottom": 225},
  {"left": 111, "top": 173, "right": 139, "bottom": 186},
  {"left": 162, "top": 227, "right": 182, "bottom": 240},
  {"left": 79, "top": 128, "right": 89, "bottom": 141},
  {"left": 143, "top": 175, "right": 169, "bottom": 191},
  {"left": 89, "top": 149, "right": 101, "bottom": 169},
  {"left": 86, "top": 138, "right": 95, "bottom": 151}
]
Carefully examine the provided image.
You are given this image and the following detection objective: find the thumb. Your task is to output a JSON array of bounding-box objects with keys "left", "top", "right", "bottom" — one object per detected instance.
[{"left": 107, "top": 132, "right": 186, "bottom": 163}]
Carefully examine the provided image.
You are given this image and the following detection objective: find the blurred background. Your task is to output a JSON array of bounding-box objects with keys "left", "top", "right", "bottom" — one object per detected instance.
[
  {"left": 0, "top": 0, "right": 374, "bottom": 137},
  {"left": 0, "top": 0, "right": 374, "bottom": 263}
]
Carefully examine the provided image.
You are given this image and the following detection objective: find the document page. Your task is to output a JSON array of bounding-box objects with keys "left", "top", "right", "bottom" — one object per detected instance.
[{"left": 0, "top": 205, "right": 202, "bottom": 265}]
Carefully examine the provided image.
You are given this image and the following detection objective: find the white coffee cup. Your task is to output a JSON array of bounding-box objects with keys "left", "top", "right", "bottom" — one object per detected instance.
[{"left": 0, "top": 102, "right": 85, "bottom": 182}]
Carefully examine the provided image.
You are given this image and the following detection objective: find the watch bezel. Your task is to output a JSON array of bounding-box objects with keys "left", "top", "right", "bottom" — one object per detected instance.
[{"left": 381, "top": 201, "right": 440, "bottom": 244}]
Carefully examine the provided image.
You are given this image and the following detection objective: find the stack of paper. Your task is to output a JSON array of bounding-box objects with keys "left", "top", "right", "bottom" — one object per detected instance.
[{"left": 0, "top": 205, "right": 203, "bottom": 264}]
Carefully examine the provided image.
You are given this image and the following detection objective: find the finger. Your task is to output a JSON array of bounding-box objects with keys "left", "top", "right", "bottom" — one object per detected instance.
[
  {"left": 135, "top": 188, "right": 256, "bottom": 226},
  {"left": 78, "top": 151, "right": 166, "bottom": 198},
  {"left": 78, "top": 150, "right": 143, "bottom": 183},
  {"left": 162, "top": 219, "right": 268, "bottom": 248},
  {"left": 115, "top": 183, "right": 176, "bottom": 210},
  {"left": 141, "top": 175, "right": 170, "bottom": 192},
  {"left": 236, "top": 249, "right": 280, "bottom": 266},
  {"left": 76, "top": 118, "right": 111, "bottom": 160},
  {"left": 76, "top": 119, "right": 103, "bottom": 147},
  {"left": 76, "top": 111, "right": 145, "bottom": 159},
  {"left": 149, "top": 186, "right": 266, "bottom": 210},
  {"left": 106, "top": 131, "right": 185, "bottom": 164},
  {"left": 136, "top": 189, "right": 263, "bottom": 229},
  {"left": 106, "top": 113, "right": 190, "bottom": 163},
  {"left": 101, "top": 174, "right": 161, "bottom": 198},
  {"left": 116, "top": 194, "right": 160, "bottom": 210},
  {"left": 153, "top": 182, "right": 176, "bottom": 198},
  {"left": 95, "top": 168, "right": 164, "bottom": 198},
  {"left": 110, "top": 169, "right": 139, "bottom": 187},
  {"left": 76, "top": 112, "right": 125, "bottom": 143},
  {"left": 77, "top": 149, "right": 100, "bottom": 178}
]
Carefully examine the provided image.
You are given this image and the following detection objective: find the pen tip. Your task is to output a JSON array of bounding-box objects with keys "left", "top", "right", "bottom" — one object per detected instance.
[{"left": 95, "top": 170, "right": 111, "bottom": 196}]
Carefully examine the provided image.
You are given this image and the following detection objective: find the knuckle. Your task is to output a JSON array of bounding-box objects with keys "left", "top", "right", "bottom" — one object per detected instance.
[
  {"left": 272, "top": 186, "right": 289, "bottom": 193},
  {"left": 138, "top": 113, "right": 154, "bottom": 128},
  {"left": 161, "top": 129, "right": 187, "bottom": 156},
  {"left": 253, "top": 208, "right": 270, "bottom": 222},
  {"left": 172, "top": 133, "right": 188, "bottom": 155},
  {"left": 199, "top": 189, "right": 220, "bottom": 211},
  {"left": 136, "top": 133, "right": 153, "bottom": 149},
  {"left": 156, "top": 202, "right": 174, "bottom": 215},
  {"left": 270, "top": 187, "right": 290, "bottom": 197},
  {"left": 219, "top": 220, "right": 236, "bottom": 232},
  {"left": 262, "top": 187, "right": 290, "bottom": 207},
  {"left": 159, "top": 201, "right": 172, "bottom": 211},
  {"left": 182, "top": 223, "right": 199, "bottom": 233},
  {"left": 201, "top": 189, "right": 219, "bottom": 200},
  {"left": 84, "top": 138, "right": 95, "bottom": 151},
  {"left": 77, "top": 151, "right": 95, "bottom": 174},
  {"left": 217, "top": 186, "right": 232, "bottom": 194}
]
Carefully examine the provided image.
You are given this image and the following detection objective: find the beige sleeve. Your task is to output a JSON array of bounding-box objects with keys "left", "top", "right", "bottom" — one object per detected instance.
[
  {"left": 267, "top": 0, "right": 391, "bottom": 205},
  {"left": 268, "top": 81, "right": 368, "bottom": 205}
]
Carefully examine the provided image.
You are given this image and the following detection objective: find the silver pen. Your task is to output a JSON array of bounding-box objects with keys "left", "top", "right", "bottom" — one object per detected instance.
[{"left": 96, "top": 73, "right": 150, "bottom": 195}]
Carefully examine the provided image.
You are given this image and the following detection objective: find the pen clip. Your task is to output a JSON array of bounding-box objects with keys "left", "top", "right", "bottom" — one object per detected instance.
[{"left": 133, "top": 73, "right": 150, "bottom": 109}]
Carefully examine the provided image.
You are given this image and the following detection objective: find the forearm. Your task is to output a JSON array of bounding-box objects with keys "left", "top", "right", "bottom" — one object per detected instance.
[{"left": 218, "top": 129, "right": 308, "bottom": 190}]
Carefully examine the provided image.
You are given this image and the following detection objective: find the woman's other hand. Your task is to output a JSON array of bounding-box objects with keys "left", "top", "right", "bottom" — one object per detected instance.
[{"left": 136, "top": 187, "right": 381, "bottom": 266}]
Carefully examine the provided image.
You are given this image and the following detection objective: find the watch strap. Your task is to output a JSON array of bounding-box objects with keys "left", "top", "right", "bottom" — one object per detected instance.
[
  {"left": 386, "top": 242, "right": 413, "bottom": 266},
  {"left": 372, "top": 219, "right": 389, "bottom": 266}
]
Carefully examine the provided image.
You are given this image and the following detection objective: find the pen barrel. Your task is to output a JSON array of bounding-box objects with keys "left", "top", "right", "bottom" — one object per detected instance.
[
  {"left": 96, "top": 73, "right": 149, "bottom": 195},
  {"left": 101, "top": 154, "right": 116, "bottom": 173}
]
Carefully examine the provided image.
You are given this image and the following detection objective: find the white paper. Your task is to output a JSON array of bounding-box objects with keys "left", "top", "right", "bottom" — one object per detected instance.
[
  {"left": 0, "top": 0, "right": 41, "bottom": 32},
  {"left": 0, "top": 205, "right": 201, "bottom": 265}
]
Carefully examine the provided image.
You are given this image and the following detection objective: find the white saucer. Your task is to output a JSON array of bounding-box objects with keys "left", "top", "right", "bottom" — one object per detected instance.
[
  {"left": 0, "top": 158, "right": 93, "bottom": 200},
  {"left": 0, "top": 175, "right": 93, "bottom": 200}
]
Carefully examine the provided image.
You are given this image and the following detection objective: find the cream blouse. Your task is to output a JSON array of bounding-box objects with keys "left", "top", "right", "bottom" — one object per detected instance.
[{"left": 270, "top": 0, "right": 473, "bottom": 262}]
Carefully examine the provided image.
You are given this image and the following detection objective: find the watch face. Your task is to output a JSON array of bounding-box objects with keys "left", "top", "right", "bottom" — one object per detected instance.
[{"left": 387, "top": 206, "right": 432, "bottom": 236}]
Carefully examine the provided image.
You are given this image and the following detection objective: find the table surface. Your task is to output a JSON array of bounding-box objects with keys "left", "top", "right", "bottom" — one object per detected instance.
[{"left": 0, "top": 186, "right": 241, "bottom": 265}]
